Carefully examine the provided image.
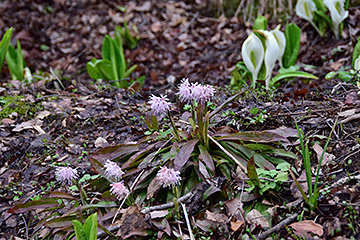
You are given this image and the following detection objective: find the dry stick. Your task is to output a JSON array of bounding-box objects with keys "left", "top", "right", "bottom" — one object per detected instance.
[
  {"left": 257, "top": 213, "right": 298, "bottom": 240},
  {"left": 111, "top": 138, "right": 173, "bottom": 224},
  {"left": 181, "top": 202, "right": 196, "bottom": 240},
  {"left": 141, "top": 192, "right": 193, "bottom": 214},
  {"left": 207, "top": 134, "right": 247, "bottom": 172}
]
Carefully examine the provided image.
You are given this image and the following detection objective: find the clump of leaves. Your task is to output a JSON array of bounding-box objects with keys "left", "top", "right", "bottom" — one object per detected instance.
[{"left": 87, "top": 24, "right": 143, "bottom": 88}]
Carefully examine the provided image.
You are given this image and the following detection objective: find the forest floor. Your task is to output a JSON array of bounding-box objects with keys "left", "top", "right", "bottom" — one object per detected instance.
[{"left": 1, "top": 0, "right": 360, "bottom": 239}]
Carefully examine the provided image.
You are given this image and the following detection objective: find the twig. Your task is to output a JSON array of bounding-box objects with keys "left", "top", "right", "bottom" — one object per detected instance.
[
  {"left": 181, "top": 202, "right": 195, "bottom": 240},
  {"left": 21, "top": 214, "right": 29, "bottom": 240},
  {"left": 141, "top": 192, "right": 193, "bottom": 214},
  {"left": 257, "top": 213, "right": 298, "bottom": 240}
]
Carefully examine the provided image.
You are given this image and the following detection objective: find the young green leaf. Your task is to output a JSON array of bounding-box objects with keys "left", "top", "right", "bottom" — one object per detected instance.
[
  {"left": 0, "top": 27, "right": 12, "bottom": 73},
  {"left": 253, "top": 15, "right": 268, "bottom": 30},
  {"left": 282, "top": 23, "right": 301, "bottom": 68}
]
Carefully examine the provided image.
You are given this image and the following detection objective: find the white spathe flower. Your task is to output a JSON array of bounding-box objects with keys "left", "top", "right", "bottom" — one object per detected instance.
[
  {"left": 271, "top": 25, "right": 286, "bottom": 68},
  {"left": 355, "top": 56, "right": 360, "bottom": 72},
  {"left": 296, "top": 0, "right": 321, "bottom": 34},
  {"left": 323, "top": 0, "right": 348, "bottom": 39},
  {"left": 241, "top": 33, "right": 264, "bottom": 87},
  {"left": 296, "top": 0, "right": 317, "bottom": 23},
  {"left": 258, "top": 30, "right": 281, "bottom": 90}
]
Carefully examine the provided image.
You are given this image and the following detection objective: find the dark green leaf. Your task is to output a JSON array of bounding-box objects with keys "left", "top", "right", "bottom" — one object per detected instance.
[
  {"left": 199, "top": 145, "right": 215, "bottom": 175},
  {"left": 8, "top": 199, "right": 60, "bottom": 214},
  {"left": 283, "top": 23, "right": 301, "bottom": 68},
  {"left": 174, "top": 140, "right": 199, "bottom": 171},
  {"left": 216, "top": 131, "right": 287, "bottom": 143},
  {"left": 247, "top": 157, "right": 261, "bottom": 189}
]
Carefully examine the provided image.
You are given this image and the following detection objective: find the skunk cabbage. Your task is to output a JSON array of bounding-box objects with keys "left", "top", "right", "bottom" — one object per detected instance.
[
  {"left": 241, "top": 33, "right": 264, "bottom": 87},
  {"left": 323, "top": 0, "right": 348, "bottom": 39}
]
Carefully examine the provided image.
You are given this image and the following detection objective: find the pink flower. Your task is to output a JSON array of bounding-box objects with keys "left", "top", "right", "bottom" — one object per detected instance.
[
  {"left": 156, "top": 166, "right": 181, "bottom": 188},
  {"left": 177, "top": 79, "right": 215, "bottom": 104},
  {"left": 198, "top": 84, "right": 215, "bottom": 104},
  {"left": 177, "top": 78, "right": 192, "bottom": 103},
  {"left": 104, "top": 160, "right": 124, "bottom": 182},
  {"left": 110, "top": 181, "right": 129, "bottom": 200},
  {"left": 148, "top": 94, "right": 171, "bottom": 115},
  {"left": 55, "top": 167, "right": 78, "bottom": 185}
]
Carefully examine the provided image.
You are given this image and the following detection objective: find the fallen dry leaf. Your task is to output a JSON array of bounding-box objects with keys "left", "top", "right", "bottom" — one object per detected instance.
[
  {"left": 230, "top": 220, "right": 244, "bottom": 232},
  {"left": 116, "top": 205, "right": 149, "bottom": 238},
  {"left": 313, "top": 142, "right": 335, "bottom": 166},
  {"left": 289, "top": 220, "right": 323, "bottom": 239},
  {"left": 246, "top": 209, "right": 269, "bottom": 229}
]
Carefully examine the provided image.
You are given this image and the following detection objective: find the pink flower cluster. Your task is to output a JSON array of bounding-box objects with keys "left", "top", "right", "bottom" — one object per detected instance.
[
  {"left": 156, "top": 166, "right": 181, "bottom": 188},
  {"left": 104, "top": 160, "right": 124, "bottom": 182},
  {"left": 55, "top": 167, "right": 78, "bottom": 186},
  {"left": 103, "top": 160, "right": 129, "bottom": 201},
  {"left": 177, "top": 78, "right": 215, "bottom": 104},
  {"left": 110, "top": 181, "right": 129, "bottom": 200},
  {"left": 148, "top": 94, "right": 171, "bottom": 116}
]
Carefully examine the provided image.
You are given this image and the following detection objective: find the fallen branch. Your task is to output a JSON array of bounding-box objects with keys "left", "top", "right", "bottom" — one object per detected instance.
[{"left": 257, "top": 213, "right": 298, "bottom": 240}]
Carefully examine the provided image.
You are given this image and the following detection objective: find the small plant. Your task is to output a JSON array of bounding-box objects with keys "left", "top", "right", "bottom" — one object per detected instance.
[
  {"left": 0, "top": 27, "right": 12, "bottom": 73},
  {"left": 87, "top": 25, "right": 142, "bottom": 88},
  {"left": 5, "top": 39, "right": 27, "bottom": 81},
  {"left": 72, "top": 213, "right": 98, "bottom": 240},
  {"left": 295, "top": 0, "right": 348, "bottom": 39},
  {"left": 115, "top": 21, "right": 140, "bottom": 49},
  {"left": 246, "top": 160, "right": 289, "bottom": 195},
  {"left": 289, "top": 120, "right": 336, "bottom": 212}
]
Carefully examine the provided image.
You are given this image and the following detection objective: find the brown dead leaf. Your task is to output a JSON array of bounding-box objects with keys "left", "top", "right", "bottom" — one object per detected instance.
[
  {"left": 116, "top": 205, "right": 148, "bottom": 238},
  {"left": 135, "top": 1, "right": 151, "bottom": 12},
  {"left": 289, "top": 220, "right": 323, "bottom": 239},
  {"left": 146, "top": 176, "right": 162, "bottom": 200},
  {"left": 205, "top": 210, "right": 227, "bottom": 223},
  {"left": 313, "top": 142, "right": 335, "bottom": 166},
  {"left": 290, "top": 171, "right": 308, "bottom": 199},
  {"left": 246, "top": 209, "right": 269, "bottom": 229},
  {"left": 329, "top": 58, "right": 347, "bottom": 71},
  {"left": 230, "top": 220, "right": 244, "bottom": 232},
  {"left": 12, "top": 119, "right": 43, "bottom": 132},
  {"left": 1, "top": 118, "right": 15, "bottom": 125}
]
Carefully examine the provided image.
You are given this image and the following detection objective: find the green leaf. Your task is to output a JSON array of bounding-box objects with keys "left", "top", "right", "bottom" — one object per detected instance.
[
  {"left": 199, "top": 145, "right": 215, "bottom": 175},
  {"left": 86, "top": 58, "right": 104, "bottom": 80},
  {"left": 73, "top": 220, "right": 86, "bottom": 240},
  {"left": 272, "top": 68, "right": 318, "bottom": 84},
  {"left": 253, "top": 15, "right": 267, "bottom": 30},
  {"left": 247, "top": 157, "right": 261, "bottom": 189},
  {"left": 5, "top": 40, "right": 24, "bottom": 81},
  {"left": 0, "top": 27, "right": 12, "bottom": 73},
  {"left": 275, "top": 172, "right": 288, "bottom": 182},
  {"left": 282, "top": 23, "right": 301, "bottom": 68},
  {"left": 83, "top": 213, "right": 97, "bottom": 240},
  {"left": 353, "top": 37, "right": 360, "bottom": 68},
  {"left": 174, "top": 140, "right": 199, "bottom": 171},
  {"left": 216, "top": 131, "right": 287, "bottom": 143}
]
